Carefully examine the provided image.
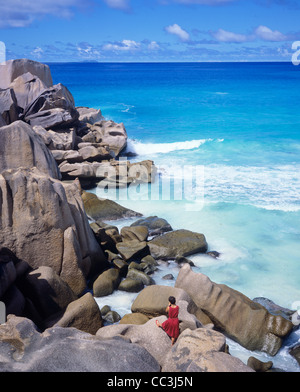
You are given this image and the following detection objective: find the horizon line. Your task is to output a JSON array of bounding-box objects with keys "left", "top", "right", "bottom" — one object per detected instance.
[{"left": 43, "top": 60, "right": 292, "bottom": 64}]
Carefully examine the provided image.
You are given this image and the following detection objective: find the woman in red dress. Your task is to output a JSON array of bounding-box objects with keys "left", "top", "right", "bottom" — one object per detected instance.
[{"left": 156, "top": 296, "right": 180, "bottom": 346}]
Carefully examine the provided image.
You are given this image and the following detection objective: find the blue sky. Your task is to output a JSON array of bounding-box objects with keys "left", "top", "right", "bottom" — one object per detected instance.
[{"left": 0, "top": 0, "right": 299, "bottom": 62}]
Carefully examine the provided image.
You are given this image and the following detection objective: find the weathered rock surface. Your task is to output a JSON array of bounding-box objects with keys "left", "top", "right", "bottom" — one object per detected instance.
[
  {"left": 86, "top": 120, "right": 127, "bottom": 156},
  {"left": 90, "top": 220, "right": 122, "bottom": 254},
  {"left": 148, "top": 229, "right": 208, "bottom": 259},
  {"left": 21, "top": 266, "right": 77, "bottom": 319},
  {"left": 24, "top": 83, "right": 79, "bottom": 129},
  {"left": 0, "top": 88, "right": 20, "bottom": 125},
  {"left": 0, "top": 315, "right": 160, "bottom": 372},
  {"left": 131, "top": 285, "right": 200, "bottom": 320},
  {"left": 126, "top": 268, "right": 155, "bottom": 286},
  {"left": 175, "top": 264, "right": 294, "bottom": 356},
  {"left": 93, "top": 268, "right": 121, "bottom": 297},
  {"left": 161, "top": 328, "right": 254, "bottom": 372},
  {"left": 0, "top": 120, "right": 61, "bottom": 179},
  {"left": 131, "top": 216, "right": 173, "bottom": 236},
  {"left": 289, "top": 343, "right": 300, "bottom": 366},
  {"left": 120, "top": 313, "right": 150, "bottom": 325},
  {"left": 44, "top": 293, "right": 103, "bottom": 334},
  {"left": 0, "top": 59, "right": 53, "bottom": 90},
  {"left": 118, "top": 277, "right": 145, "bottom": 293},
  {"left": 9, "top": 72, "right": 47, "bottom": 112},
  {"left": 116, "top": 240, "right": 150, "bottom": 262},
  {"left": 82, "top": 191, "right": 142, "bottom": 221},
  {"left": 77, "top": 106, "right": 103, "bottom": 124},
  {"left": 247, "top": 356, "right": 273, "bottom": 372},
  {"left": 96, "top": 317, "right": 174, "bottom": 366},
  {"left": 121, "top": 225, "right": 149, "bottom": 242},
  {"left": 96, "top": 315, "right": 253, "bottom": 372},
  {"left": 0, "top": 168, "right": 107, "bottom": 295}
]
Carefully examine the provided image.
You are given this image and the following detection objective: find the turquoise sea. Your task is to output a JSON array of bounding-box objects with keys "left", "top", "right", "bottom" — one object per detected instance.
[{"left": 51, "top": 62, "right": 300, "bottom": 370}]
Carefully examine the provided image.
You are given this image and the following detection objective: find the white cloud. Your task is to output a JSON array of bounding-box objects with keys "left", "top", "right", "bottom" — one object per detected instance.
[
  {"left": 212, "top": 25, "right": 289, "bottom": 43},
  {"left": 0, "top": 0, "right": 87, "bottom": 28},
  {"left": 255, "top": 25, "right": 287, "bottom": 41},
  {"left": 213, "top": 29, "right": 249, "bottom": 43},
  {"left": 148, "top": 41, "right": 160, "bottom": 50},
  {"left": 31, "top": 47, "right": 44, "bottom": 59},
  {"left": 102, "top": 40, "right": 141, "bottom": 51},
  {"left": 165, "top": 24, "right": 190, "bottom": 42}
]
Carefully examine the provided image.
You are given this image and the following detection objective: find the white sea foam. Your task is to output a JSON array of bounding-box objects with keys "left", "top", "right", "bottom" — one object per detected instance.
[
  {"left": 125, "top": 138, "right": 212, "bottom": 156},
  {"left": 120, "top": 103, "right": 135, "bottom": 113},
  {"left": 202, "top": 164, "right": 300, "bottom": 212}
]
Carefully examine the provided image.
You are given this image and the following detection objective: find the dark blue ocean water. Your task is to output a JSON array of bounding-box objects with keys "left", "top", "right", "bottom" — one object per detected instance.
[{"left": 50, "top": 62, "right": 300, "bottom": 370}]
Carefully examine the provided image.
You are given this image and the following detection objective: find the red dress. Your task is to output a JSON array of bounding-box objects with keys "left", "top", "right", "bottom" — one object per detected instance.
[{"left": 162, "top": 305, "right": 180, "bottom": 339}]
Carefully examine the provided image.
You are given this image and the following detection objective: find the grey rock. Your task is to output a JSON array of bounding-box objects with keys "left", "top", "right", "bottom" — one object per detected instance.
[
  {"left": 161, "top": 328, "right": 254, "bottom": 372},
  {"left": 93, "top": 268, "right": 121, "bottom": 297},
  {"left": 131, "top": 216, "right": 173, "bottom": 236},
  {"left": 22, "top": 266, "right": 77, "bottom": 319},
  {"left": 0, "top": 59, "right": 53, "bottom": 89},
  {"left": 24, "top": 83, "right": 79, "bottom": 129},
  {"left": 0, "top": 88, "right": 20, "bottom": 125},
  {"left": 116, "top": 240, "right": 150, "bottom": 262},
  {"left": 82, "top": 191, "right": 142, "bottom": 221},
  {"left": 0, "top": 168, "right": 107, "bottom": 295},
  {"left": 9, "top": 72, "right": 47, "bottom": 111},
  {"left": 0, "top": 120, "right": 61, "bottom": 179},
  {"left": 77, "top": 106, "right": 104, "bottom": 124},
  {"left": 175, "top": 264, "right": 294, "bottom": 356},
  {"left": 45, "top": 293, "right": 103, "bottom": 334},
  {"left": 0, "top": 315, "right": 160, "bottom": 372},
  {"left": 118, "top": 278, "right": 144, "bottom": 293},
  {"left": 148, "top": 229, "right": 208, "bottom": 259}
]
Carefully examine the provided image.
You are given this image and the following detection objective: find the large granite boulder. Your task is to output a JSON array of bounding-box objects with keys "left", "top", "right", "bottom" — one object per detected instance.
[
  {"left": 77, "top": 106, "right": 103, "bottom": 124},
  {"left": 0, "top": 88, "right": 20, "bottom": 125},
  {"left": 0, "top": 59, "right": 53, "bottom": 90},
  {"left": 96, "top": 317, "right": 175, "bottom": 366},
  {"left": 121, "top": 226, "right": 149, "bottom": 242},
  {"left": 93, "top": 268, "right": 121, "bottom": 297},
  {"left": 175, "top": 264, "right": 294, "bottom": 356},
  {"left": 9, "top": 72, "right": 47, "bottom": 112},
  {"left": 148, "top": 229, "right": 208, "bottom": 259},
  {"left": 161, "top": 328, "right": 254, "bottom": 372},
  {"left": 130, "top": 284, "right": 211, "bottom": 325},
  {"left": 0, "top": 168, "right": 107, "bottom": 295},
  {"left": 116, "top": 240, "right": 150, "bottom": 262},
  {"left": 21, "top": 266, "right": 77, "bottom": 319},
  {"left": 86, "top": 120, "right": 127, "bottom": 156},
  {"left": 0, "top": 315, "right": 160, "bottom": 372},
  {"left": 0, "top": 120, "right": 61, "bottom": 179},
  {"left": 44, "top": 292, "right": 103, "bottom": 334},
  {"left": 131, "top": 216, "right": 173, "bottom": 236},
  {"left": 81, "top": 191, "right": 142, "bottom": 221},
  {"left": 96, "top": 314, "right": 252, "bottom": 371},
  {"left": 24, "top": 83, "right": 79, "bottom": 129}
]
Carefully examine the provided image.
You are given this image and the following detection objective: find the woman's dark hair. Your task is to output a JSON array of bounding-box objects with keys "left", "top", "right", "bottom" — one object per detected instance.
[{"left": 168, "top": 296, "right": 176, "bottom": 305}]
